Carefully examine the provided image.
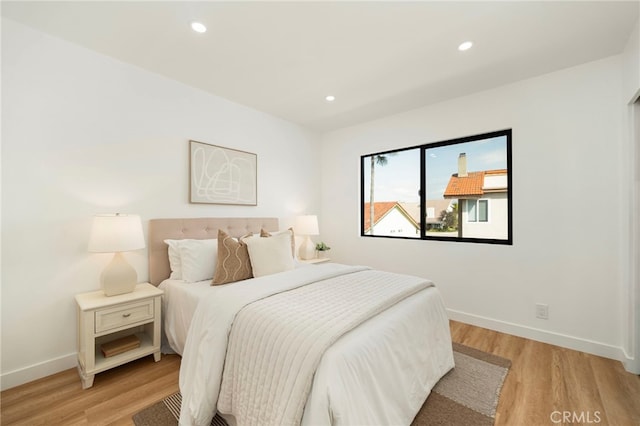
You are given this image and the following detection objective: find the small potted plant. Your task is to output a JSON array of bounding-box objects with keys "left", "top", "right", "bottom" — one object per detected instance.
[{"left": 315, "top": 242, "right": 331, "bottom": 258}]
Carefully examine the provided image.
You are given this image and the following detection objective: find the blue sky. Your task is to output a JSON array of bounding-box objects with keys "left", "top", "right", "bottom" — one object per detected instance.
[{"left": 363, "top": 135, "right": 507, "bottom": 203}]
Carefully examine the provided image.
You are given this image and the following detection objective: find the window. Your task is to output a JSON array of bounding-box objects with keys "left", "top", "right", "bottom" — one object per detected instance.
[
  {"left": 467, "top": 199, "right": 488, "bottom": 222},
  {"left": 361, "top": 147, "right": 421, "bottom": 239},
  {"left": 361, "top": 129, "right": 512, "bottom": 245},
  {"left": 479, "top": 200, "right": 488, "bottom": 222}
]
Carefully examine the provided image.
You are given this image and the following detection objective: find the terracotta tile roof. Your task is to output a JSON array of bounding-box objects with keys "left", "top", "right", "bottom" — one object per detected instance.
[
  {"left": 444, "top": 171, "right": 485, "bottom": 197},
  {"left": 443, "top": 169, "right": 507, "bottom": 198},
  {"left": 363, "top": 201, "right": 397, "bottom": 231}
]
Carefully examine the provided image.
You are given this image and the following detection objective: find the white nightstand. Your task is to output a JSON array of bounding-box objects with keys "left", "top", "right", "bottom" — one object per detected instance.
[
  {"left": 75, "top": 283, "right": 163, "bottom": 389},
  {"left": 299, "top": 257, "right": 331, "bottom": 265}
]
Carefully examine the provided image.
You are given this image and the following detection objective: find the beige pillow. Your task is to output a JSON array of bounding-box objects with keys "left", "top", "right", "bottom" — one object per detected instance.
[
  {"left": 260, "top": 227, "right": 295, "bottom": 258},
  {"left": 245, "top": 232, "right": 295, "bottom": 277},
  {"left": 211, "top": 230, "right": 253, "bottom": 285}
]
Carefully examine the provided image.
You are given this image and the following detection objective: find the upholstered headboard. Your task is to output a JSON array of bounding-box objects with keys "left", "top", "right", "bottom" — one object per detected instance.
[{"left": 148, "top": 217, "right": 279, "bottom": 286}]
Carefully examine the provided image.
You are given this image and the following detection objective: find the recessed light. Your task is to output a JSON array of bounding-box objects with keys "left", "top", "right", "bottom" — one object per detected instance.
[
  {"left": 191, "top": 22, "right": 207, "bottom": 33},
  {"left": 325, "top": 95, "right": 336, "bottom": 102},
  {"left": 458, "top": 41, "right": 473, "bottom": 51}
]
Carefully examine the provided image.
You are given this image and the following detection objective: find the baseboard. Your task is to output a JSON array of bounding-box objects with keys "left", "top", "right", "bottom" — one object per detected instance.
[
  {"left": 1, "top": 352, "right": 77, "bottom": 391},
  {"left": 622, "top": 347, "right": 640, "bottom": 374},
  {"left": 448, "top": 309, "right": 626, "bottom": 363}
]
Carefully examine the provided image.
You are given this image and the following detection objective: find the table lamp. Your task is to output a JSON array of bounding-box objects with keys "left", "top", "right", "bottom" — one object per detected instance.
[
  {"left": 295, "top": 215, "right": 319, "bottom": 260},
  {"left": 88, "top": 213, "right": 145, "bottom": 296}
]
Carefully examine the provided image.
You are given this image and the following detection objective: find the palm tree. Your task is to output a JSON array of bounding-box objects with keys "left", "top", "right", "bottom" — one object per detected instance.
[{"left": 369, "top": 154, "right": 390, "bottom": 235}]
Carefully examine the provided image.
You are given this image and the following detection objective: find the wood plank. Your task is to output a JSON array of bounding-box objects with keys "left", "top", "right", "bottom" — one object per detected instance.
[
  {"left": 1, "top": 355, "right": 180, "bottom": 426},
  {"left": 590, "top": 354, "right": 640, "bottom": 425}
]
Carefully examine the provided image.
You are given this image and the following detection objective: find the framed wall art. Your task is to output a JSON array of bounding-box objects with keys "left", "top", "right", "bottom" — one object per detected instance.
[{"left": 189, "top": 140, "right": 257, "bottom": 205}]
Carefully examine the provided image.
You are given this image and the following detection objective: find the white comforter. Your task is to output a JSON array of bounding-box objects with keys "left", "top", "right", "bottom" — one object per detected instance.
[
  {"left": 177, "top": 263, "right": 454, "bottom": 426},
  {"left": 218, "top": 268, "right": 430, "bottom": 426}
]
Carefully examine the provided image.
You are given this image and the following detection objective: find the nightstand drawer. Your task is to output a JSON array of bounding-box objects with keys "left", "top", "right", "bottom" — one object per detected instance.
[{"left": 95, "top": 299, "right": 154, "bottom": 333}]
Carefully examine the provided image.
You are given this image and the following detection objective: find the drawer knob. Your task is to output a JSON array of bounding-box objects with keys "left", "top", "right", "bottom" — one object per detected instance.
[{"left": 122, "top": 313, "right": 131, "bottom": 318}]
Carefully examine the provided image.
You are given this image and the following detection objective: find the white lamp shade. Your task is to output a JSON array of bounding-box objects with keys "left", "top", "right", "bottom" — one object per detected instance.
[
  {"left": 295, "top": 215, "right": 319, "bottom": 236},
  {"left": 88, "top": 214, "right": 145, "bottom": 253}
]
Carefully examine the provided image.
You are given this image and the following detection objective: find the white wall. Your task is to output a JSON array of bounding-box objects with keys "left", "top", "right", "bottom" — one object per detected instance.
[
  {"left": 620, "top": 19, "right": 640, "bottom": 373},
  {"left": 320, "top": 55, "right": 628, "bottom": 361},
  {"left": 460, "top": 195, "right": 508, "bottom": 239},
  {"left": 1, "top": 19, "right": 321, "bottom": 389},
  {"left": 372, "top": 208, "right": 419, "bottom": 238},
  {"left": 622, "top": 21, "right": 640, "bottom": 104}
]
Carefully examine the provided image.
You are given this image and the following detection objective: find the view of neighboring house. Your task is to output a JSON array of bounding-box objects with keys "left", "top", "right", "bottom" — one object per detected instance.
[
  {"left": 443, "top": 153, "right": 508, "bottom": 239},
  {"left": 363, "top": 202, "right": 419, "bottom": 237},
  {"left": 400, "top": 200, "right": 453, "bottom": 232}
]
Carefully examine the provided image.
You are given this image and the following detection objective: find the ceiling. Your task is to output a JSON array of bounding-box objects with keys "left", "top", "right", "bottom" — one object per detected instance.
[{"left": 2, "top": 1, "right": 638, "bottom": 132}]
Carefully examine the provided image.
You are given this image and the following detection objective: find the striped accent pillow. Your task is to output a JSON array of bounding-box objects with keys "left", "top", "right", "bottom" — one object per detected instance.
[{"left": 211, "top": 230, "right": 253, "bottom": 285}]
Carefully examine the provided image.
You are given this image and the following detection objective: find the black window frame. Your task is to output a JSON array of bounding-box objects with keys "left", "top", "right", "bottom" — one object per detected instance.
[{"left": 360, "top": 129, "right": 513, "bottom": 245}]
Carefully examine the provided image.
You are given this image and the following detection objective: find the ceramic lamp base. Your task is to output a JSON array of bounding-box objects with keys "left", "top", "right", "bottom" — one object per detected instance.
[
  {"left": 101, "top": 252, "right": 137, "bottom": 296},
  {"left": 299, "top": 235, "right": 316, "bottom": 260}
]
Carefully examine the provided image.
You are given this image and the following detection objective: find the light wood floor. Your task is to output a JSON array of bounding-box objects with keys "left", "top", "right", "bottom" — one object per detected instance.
[
  {"left": 450, "top": 322, "right": 640, "bottom": 426},
  {"left": 2, "top": 321, "right": 639, "bottom": 425}
]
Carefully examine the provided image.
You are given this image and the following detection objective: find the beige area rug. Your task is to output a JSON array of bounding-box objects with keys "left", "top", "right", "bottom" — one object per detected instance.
[{"left": 133, "top": 343, "right": 510, "bottom": 426}]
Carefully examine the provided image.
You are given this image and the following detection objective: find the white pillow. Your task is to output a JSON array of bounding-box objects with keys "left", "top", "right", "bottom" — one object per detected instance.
[
  {"left": 260, "top": 228, "right": 296, "bottom": 259},
  {"left": 164, "top": 239, "right": 183, "bottom": 280},
  {"left": 178, "top": 239, "right": 218, "bottom": 283},
  {"left": 245, "top": 232, "right": 295, "bottom": 278}
]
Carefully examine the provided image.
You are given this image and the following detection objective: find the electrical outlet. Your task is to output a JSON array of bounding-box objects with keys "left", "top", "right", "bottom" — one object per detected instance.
[{"left": 536, "top": 303, "right": 549, "bottom": 319}]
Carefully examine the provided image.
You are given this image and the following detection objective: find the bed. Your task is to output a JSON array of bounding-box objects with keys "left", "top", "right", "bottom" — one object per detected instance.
[{"left": 149, "top": 217, "right": 454, "bottom": 426}]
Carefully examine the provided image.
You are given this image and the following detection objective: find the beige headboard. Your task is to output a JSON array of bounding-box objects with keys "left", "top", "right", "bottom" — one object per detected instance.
[{"left": 148, "top": 217, "right": 279, "bottom": 286}]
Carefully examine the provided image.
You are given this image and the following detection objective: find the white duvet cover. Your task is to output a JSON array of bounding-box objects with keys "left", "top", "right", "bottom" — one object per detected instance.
[
  {"left": 163, "top": 263, "right": 454, "bottom": 426},
  {"left": 159, "top": 278, "right": 211, "bottom": 355}
]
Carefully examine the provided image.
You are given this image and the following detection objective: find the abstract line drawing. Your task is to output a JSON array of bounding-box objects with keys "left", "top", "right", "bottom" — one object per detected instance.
[{"left": 189, "top": 140, "right": 257, "bottom": 205}]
